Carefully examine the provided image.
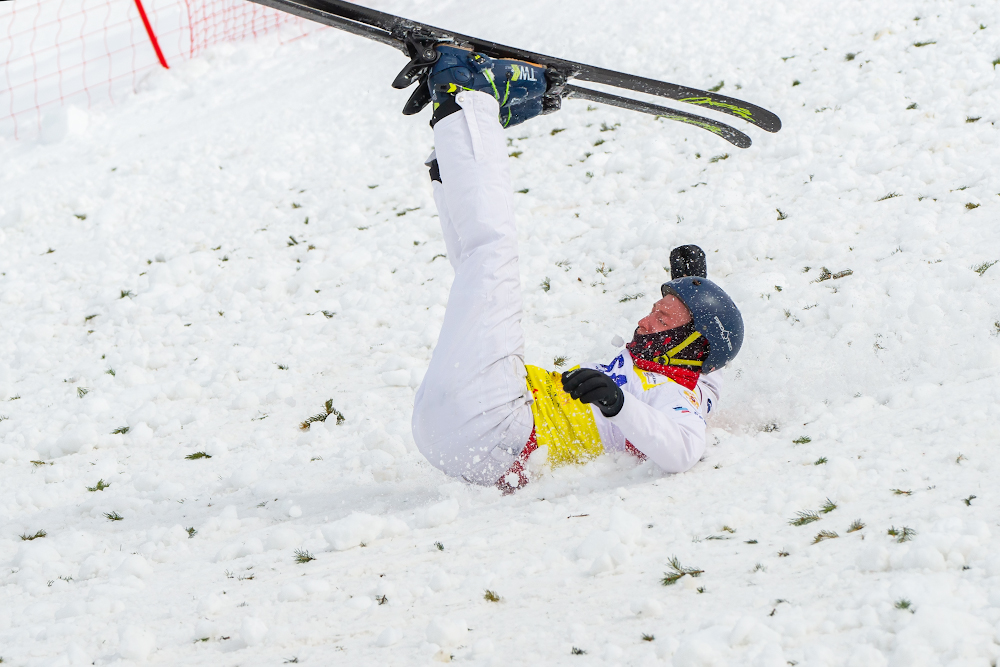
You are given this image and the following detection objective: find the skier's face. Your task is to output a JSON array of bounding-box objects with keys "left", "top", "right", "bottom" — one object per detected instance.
[{"left": 636, "top": 295, "right": 692, "bottom": 335}]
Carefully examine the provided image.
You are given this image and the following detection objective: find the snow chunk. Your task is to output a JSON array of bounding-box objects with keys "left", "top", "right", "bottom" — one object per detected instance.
[
  {"left": 588, "top": 554, "right": 615, "bottom": 576},
  {"left": 893, "top": 546, "right": 946, "bottom": 572},
  {"left": 278, "top": 584, "right": 306, "bottom": 602},
  {"left": 239, "top": 538, "right": 264, "bottom": 557},
  {"left": 240, "top": 617, "right": 268, "bottom": 647},
  {"left": 225, "top": 466, "right": 258, "bottom": 490},
  {"left": 673, "top": 632, "right": 727, "bottom": 667},
  {"left": 230, "top": 392, "right": 259, "bottom": 410},
  {"left": 856, "top": 545, "right": 890, "bottom": 572},
  {"left": 728, "top": 616, "right": 779, "bottom": 647},
  {"left": 198, "top": 594, "right": 223, "bottom": 615},
  {"left": 113, "top": 555, "right": 154, "bottom": 580},
  {"left": 194, "top": 619, "right": 218, "bottom": 641},
  {"left": 129, "top": 422, "right": 154, "bottom": 444},
  {"left": 266, "top": 527, "right": 302, "bottom": 551},
  {"left": 55, "top": 425, "right": 97, "bottom": 457},
  {"left": 168, "top": 379, "right": 202, "bottom": 400},
  {"left": 629, "top": 598, "right": 663, "bottom": 617},
  {"left": 12, "top": 542, "right": 61, "bottom": 568},
  {"left": 429, "top": 571, "right": 455, "bottom": 592},
  {"left": 41, "top": 105, "right": 89, "bottom": 144},
  {"left": 381, "top": 370, "right": 410, "bottom": 387},
  {"left": 382, "top": 517, "right": 410, "bottom": 537},
  {"left": 54, "top": 643, "right": 90, "bottom": 665},
  {"left": 118, "top": 625, "right": 156, "bottom": 661},
  {"left": 321, "top": 512, "right": 385, "bottom": 550},
  {"left": 417, "top": 498, "right": 459, "bottom": 528},
  {"left": 608, "top": 507, "right": 643, "bottom": 545},
  {"left": 376, "top": 627, "right": 400, "bottom": 647},
  {"left": 825, "top": 457, "right": 857, "bottom": 483},
  {"left": 575, "top": 531, "right": 622, "bottom": 560},
  {"left": 473, "top": 639, "right": 495, "bottom": 657},
  {"left": 425, "top": 616, "right": 468, "bottom": 648}
]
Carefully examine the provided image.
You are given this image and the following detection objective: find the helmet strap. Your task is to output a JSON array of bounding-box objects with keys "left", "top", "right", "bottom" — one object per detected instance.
[{"left": 625, "top": 323, "right": 710, "bottom": 390}]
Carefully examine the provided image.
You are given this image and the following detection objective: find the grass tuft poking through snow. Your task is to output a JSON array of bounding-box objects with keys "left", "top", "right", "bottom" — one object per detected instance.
[
  {"left": 847, "top": 520, "right": 866, "bottom": 533},
  {"left": 789, "top": 510, "right": 821, "bottom": 527},
  {"left": 888, "top": 526, "right": 917, "bottom": 543},
  {"left": 820, "top": 498, "right": 837, "bottom": 514},
  {"left": 86, "top": 479, "right": 110, "bottom": 492},
  {"left": 294, "top": 549, "right": 316, "bottom": 564},
  {"left": 186, "top": 527, "right": 197, "bottom": 538},
  {"left": 20, "top": 530, "right": 46, "bottom": 541},
  {"left": 661, "top": 556, "right": 704, "bottom": 585},
  {"left": 813, "top": 530, "right": 839, "bottom": 544},
  {"left": 484, "top": 590, "right": 502, "bottom": 602},
  {"left": 973, "top": 260, "right": 997, "bottom": 276},
  {"left": 299, "top": 399, "right": 345, "bottom": 430},
  {"left": 642, "top": 633, "right": 655, "bottom": 641},
  {"left": 104, "top": 512, "right": 123, "bottom": 522},
  {"left": 185, "top": 452, "right": 212, "bottom": 460}
]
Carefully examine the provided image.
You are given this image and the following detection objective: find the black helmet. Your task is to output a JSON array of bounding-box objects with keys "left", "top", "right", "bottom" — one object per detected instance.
[{"left": 660, "top": 276, "right": 744, "bottom": 373}]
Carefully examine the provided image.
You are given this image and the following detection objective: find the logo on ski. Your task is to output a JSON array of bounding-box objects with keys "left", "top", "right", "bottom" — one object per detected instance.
[
  {"left": 714, "top": 316, "right": 733, "bottom": 351},
  {"left": 679, "top": 97, "right": 754, "bottom": 121},
  {"left": 510, "top": 64, "right": 537, "bottom": 82},
  {"left": 656, "top": 113, "right": 724, "bottom": 137}
]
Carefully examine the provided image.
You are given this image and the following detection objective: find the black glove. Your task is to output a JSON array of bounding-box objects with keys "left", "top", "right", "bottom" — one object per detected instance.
[{"left": 561, "top": 369, "right": 625, "bottom": 418}]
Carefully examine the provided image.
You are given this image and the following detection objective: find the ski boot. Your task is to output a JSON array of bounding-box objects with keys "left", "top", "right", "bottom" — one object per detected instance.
[
  {"left": 390, "top": 34, "right": 559, "bottom": 128},
  {"left": 427, "top": 45, "right": 549, "bottom": 128}
]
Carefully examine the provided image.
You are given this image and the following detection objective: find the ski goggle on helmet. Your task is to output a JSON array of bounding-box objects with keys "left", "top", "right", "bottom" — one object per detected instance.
[{"left": 660, "top": 277, "right": 744, "bottom": 373}]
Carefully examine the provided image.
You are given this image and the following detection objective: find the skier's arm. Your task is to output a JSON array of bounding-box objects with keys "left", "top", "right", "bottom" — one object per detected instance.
[
  {"left": 607, "top": 393, "right": 706, "bottom": 473},
  {"left": 696, "top": 371, "right": 722, "bottom": 418}
]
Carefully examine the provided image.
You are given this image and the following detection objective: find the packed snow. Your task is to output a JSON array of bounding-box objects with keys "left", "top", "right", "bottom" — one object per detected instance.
[{"left": 1, "top": 0, "right": 999, "bottom": 665}]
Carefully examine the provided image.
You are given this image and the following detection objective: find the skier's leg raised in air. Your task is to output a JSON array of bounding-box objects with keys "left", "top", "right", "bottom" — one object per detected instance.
[{"left": 411, "top": 48, "right": 549, "bottom": 486}]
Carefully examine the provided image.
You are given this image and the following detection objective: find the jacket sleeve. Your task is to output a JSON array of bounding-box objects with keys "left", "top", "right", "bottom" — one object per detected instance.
[{"left": 606, "top": 391, "right": 706, "bottom": 473}]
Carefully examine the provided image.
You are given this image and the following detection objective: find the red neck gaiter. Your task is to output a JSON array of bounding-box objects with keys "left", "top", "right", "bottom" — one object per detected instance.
[{"left": 625, "top": 322, "right": 709, "bottom": 390}]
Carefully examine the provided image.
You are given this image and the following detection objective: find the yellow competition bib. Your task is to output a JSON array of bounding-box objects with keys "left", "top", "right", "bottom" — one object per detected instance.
[{"left": 525, "top": 365, "right": 605, "bottom": 467}]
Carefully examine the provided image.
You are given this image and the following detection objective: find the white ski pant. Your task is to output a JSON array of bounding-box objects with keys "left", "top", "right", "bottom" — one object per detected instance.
[{"left": 411, "top": 91, "right": 534, "bottom": 486}]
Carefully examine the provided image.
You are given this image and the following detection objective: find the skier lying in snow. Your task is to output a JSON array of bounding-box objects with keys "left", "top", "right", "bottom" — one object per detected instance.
[{"left": 409, "top": 47, "right": 744, "bottom": 493}]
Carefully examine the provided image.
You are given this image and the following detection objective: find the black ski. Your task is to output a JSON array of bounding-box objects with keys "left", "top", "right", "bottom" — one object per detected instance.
[
  {"left": 247, "top": 0, "right": 780, "bottom": 145},
  {"left": 564, "top": 86, "right": 751, "bottom": 149}
]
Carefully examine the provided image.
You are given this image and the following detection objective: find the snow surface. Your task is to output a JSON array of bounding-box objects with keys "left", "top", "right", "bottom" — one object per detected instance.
[{"left": 1, "top": 0, "right": 1000, "bottom": 665}]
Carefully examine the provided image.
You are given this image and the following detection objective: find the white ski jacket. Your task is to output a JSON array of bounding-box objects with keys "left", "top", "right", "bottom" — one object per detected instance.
[{"left": 584, "top": 350, "right": 721, "bottom": 473}]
